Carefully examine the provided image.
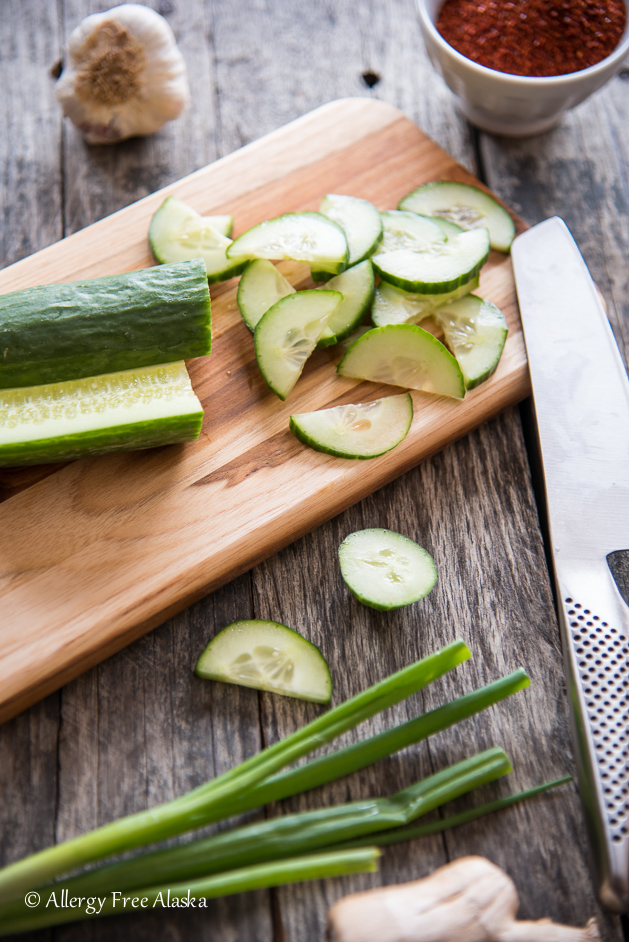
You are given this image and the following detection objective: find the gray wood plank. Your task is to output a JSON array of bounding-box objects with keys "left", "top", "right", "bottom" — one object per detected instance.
[{"left": 0, "top": 5, "right": 63, "bottom": 942}]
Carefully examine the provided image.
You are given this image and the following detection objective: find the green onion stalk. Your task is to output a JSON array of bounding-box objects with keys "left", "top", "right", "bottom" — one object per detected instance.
[
  {"left": 0, "top": 641, "right": 470, "bottom": 905},
  {"left": 0, "top": 748, "right": 511, "bottom": 934},
  {"left": 0, "top": 849, "right": 382, "bottom": 935}
]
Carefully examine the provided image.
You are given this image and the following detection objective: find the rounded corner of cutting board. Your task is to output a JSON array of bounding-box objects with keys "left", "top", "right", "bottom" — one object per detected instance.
[{"left": 312, "top": 96, "right": 409, "bottom": 126}]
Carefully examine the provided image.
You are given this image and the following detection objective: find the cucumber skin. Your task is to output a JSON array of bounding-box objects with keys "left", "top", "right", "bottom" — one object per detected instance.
[
  {"left": 0, "top": 412, "right": 203, "bottom": 467},
  {"left": 0, "top": 259, "right": 212, "bottom": 389}
]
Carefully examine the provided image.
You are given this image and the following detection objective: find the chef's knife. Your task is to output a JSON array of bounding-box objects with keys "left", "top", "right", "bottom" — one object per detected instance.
[{"left": 512, "top": 217, "right": 629, "bottom": 912}]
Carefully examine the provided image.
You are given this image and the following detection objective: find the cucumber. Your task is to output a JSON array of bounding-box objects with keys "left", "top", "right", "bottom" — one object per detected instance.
[
  {"left": 338, "top": 528, "right": 437, "bottom": 610},
  {"left": 379, "top": 210, "right": 445, "bottom": 253},
  {"left": 195, "top": 619, "right": 332, "bottom": 703},
  {"left": 254, "top": 290, "right": 342, "bottom": 400},
  {"left": 337, "top": 324, "right": 465, "bottom": 399},
  {"left": 0, "top": 259, "right": 212, "bottom": 390},
  {"left": 371, "top": 277, "right": 479, "bottom": 327},
  {"left": 398, "top": 182, "right": 515, "bottom": 253},
  {"left": 372, "top": 228, "right": 490, "bottom": 294},
  {"left": 318, "top": 260, "right": 375, "bottom": 342},
  {"left": 238, "top": 260, "right": 336, "bottom": 347},
  {"left": 149, "top": 197, "right": 244, "bottom": 284},
  {"left": 434, "top": 295, "right": 508, "bottom": 390},
  {"left": 0, "top": 361, "right": 203, "bottom": 467},
  {"left": 227, "top": 212, "right": 349, "bottom": 275},
  {"left": 289, "top": 393, "right": 412, "bottom": 459},
  {"left": 431, "top": 217, "right": 465, "bottom": 239},
  {"left": 205, "top": 214, "right": 233, "bottom": 238},
  {"left": 237, "top": 259, "right": 296, "bottom": 333},
  {"left": 319, "top": 194, "right": 383, "bottom": 266}
]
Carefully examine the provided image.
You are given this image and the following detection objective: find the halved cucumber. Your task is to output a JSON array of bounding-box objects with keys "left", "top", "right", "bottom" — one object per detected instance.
[
  {"left": 337, "top": 324, "right": 465, "bottom": 399},
  {"left": 379, "top": 210, "right": 445, "bottom": 253},
  {"left": 149, "top": 196, "right": 244, "bottom": 284},
  {"left": 237, "top": 259, "right": 296, "bottom": 333},
  {"left": 0, "top": 361, "right": 203, "bottom": 467},
  {"left": 371, "top": 277, "right": 479, "bottom": 328},
  {"left": 227, "top": 212, "right": 349, "bottom": 275},
  {"left": 338, "top": 528, "right": 437, "bottom": 610},
  {"left": 290, "top": 393, "right": 412, "bottom": 459},
  {"left": 254, "top": 290, "right": 342, "bottom": 400},
  {"left": 434, "top": 295, "right": 508, "bottom": 390},
  {"left": 319, "top": 194, "right": 383, "bottom": 266},
  {"left": 207, "top": 214, "right": 234, "bottom": 238},
  {"left": 318, "top": 260, "right": 375, "bottom": 342},
  {"left": 399, "top": 182, "right": 515, "bottom": 253},
  {"left": 372, "top": 228, "right": 490, "bottom": 295},
  {"left": 195, "top": 619, "right": 332, "bottom": 703}
]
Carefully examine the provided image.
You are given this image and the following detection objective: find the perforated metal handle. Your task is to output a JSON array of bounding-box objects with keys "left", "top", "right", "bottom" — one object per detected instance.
[{"left": 556, "top": 560, "right": 629, "bottom": 911}]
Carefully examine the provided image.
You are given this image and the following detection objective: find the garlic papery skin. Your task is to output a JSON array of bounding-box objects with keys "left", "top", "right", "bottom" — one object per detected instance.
[
  {"left": 55, "top": 4, "right": 190, "bottom": 144},
  {"left": 327, "top": 857, "right": 600, "bottom": 942}
]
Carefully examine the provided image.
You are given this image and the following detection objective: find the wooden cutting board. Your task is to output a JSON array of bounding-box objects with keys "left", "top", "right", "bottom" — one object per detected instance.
[{"left": 0, "top": 98, "right": 529, "bottom": 724}]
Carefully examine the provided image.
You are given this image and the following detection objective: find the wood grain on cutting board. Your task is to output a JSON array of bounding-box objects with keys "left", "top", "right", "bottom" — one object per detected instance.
[{"left": 0, "top": 98, "right": 529, "bottom": 723}]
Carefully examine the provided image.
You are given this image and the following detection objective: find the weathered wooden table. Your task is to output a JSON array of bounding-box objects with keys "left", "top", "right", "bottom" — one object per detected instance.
[{"left": 1, "top": 2, "right": 628, "bottom": 940}]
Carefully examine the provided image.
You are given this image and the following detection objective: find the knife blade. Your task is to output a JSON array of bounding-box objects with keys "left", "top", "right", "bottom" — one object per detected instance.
[{"left": 512, "top": 217, "right": 629, "bottom": 912}]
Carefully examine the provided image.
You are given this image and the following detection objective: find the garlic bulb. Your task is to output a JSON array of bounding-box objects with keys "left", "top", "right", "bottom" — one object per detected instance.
[
  {"left": 55, "top": 4, "right": 189, "bottom": 144},
  {"left": 327, "top": 857, "right": 600, "bottom": 942}
]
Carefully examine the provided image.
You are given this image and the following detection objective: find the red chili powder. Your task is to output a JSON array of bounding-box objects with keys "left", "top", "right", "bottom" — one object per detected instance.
[{"left": 436, "top": 0, "right": 627, "bottom": 76}]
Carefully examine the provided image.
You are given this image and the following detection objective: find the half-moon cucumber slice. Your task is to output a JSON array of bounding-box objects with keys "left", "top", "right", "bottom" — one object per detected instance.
[
  {"left": 398, "top": 181, "right": 515, "bottom": 253},
  {"left": 290, "top": 393, "right": 412, "bottom": 459},
  {"left": 337, "top": 324, "right": 465, "bottom": 399},
  {"left": 317, "top": 260, "right": 375, "bottom": 343},
  {"left": 237, "top": 259, "right": 296, "bottom": 333},
  {"left": 319, "top": 194, "right": 383, "bottom": 266},
  {"left": 338, "top": 528, "right": 437, "bottom": 610},
  {"left": 372, "top": 228, "right": 490, "bottom": 295},
  {"left": 434, "top": 294, "right": 508, "bottom": 389},
  {"left": 371, "top": 277, "right": 479, "bottom": 327},
  {"left": 255, "top": 290, "right": 342, "bottom": 400},
  {"left": 379, "top": 210, "right": 446, "bottom": 253},
  {"left": 195, "top": 619, "right": 332, "bottom": 703},
  {"left": 149, "top": 196, "right": 244, "bottom": 284},
  {"left": 227, "top": 212, "right": 349, "bottom": 274}
]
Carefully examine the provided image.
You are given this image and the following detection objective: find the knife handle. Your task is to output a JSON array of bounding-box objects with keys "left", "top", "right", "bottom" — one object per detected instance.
[{"left": 555, "top": 558, "right": 629, "bottom": 911}]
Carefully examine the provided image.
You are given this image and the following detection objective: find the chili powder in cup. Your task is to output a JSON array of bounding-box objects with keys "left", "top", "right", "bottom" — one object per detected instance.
[{"left": 436, "top": 0, "right": 627, "bottom": 76}]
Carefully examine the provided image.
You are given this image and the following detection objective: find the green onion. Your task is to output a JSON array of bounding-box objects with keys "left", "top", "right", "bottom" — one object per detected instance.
[
  {"left": 224, "top": 668, "right": 529, "bottom": 817},
  {"left": 5, "top": 747, "right": 509, "bottom": 910},
  {"left": 0, "top": 848, "right": 381, "bottom": 936},
  {"left": 341, "top": 776, "right": 573, "bottom": 848},
  {"left": 0, "top": 641, "right": 469, "bottom": 905},
  {"left": 0, "top": 749, "right": 510, "bottom": 934}
]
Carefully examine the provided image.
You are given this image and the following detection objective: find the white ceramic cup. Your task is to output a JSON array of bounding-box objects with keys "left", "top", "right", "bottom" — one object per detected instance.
[{"left": 416, "top": 0, "right": 629, "bottom": 136}]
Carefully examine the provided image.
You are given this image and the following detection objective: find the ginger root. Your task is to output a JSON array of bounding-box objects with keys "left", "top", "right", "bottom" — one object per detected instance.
[{"left": 327, "top": 856, "right": 600, "bottom": 942}]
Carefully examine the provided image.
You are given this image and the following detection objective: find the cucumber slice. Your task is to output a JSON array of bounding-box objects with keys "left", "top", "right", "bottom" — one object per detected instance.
[
  {"left": 237, "top": 259, "right": 296, "bottom": 333},
  {"left": 290, "top": 393, "right": 412, "bottom": 459},
  {"left": 379, "top": 210, "right": 446, "bottom": 253},
  {"left": 195, "top": 619, "right": 332, "bottom": 703},
  {"left": 337, "top": 324, "right": 465, "bottom": 399},
  {"left": 398, "top": 182, "right": 515, "bottom": 253},
  {"left": 431, "top": 217, "right": 465, "bottom": 239},
  {"left": 338, "top": 528, "right": 437, "bottom": 610},
  {"left": 372, "top": 228, "right": 490, "bottom": 295},
  {"left": 319, "top": 194, "right": 383, "bottom": 266},
  {"left": 227, "top": 212, "right": 349, "bottom": 274},
  {"left": 317, "top": 260, "right": 375, "bottom": 343},
  {"left": 255, "top": 290, "right": 342, "bottom": 400},
  {"left": 207, "top": 214, "right": 233, "bottom": 238},
  {"left": 0, "top": 362, "right": 203, "bottom": 467},
  {"left": 0, "top": 259, "right": 211, "bottom": 390},
  {"left": 434, "top": 295, "right": 508, "bottom": 390},
  {"left": 149, "top": 197, "right": 244, "bottom": 284},
  {"left": 238, "top": 260, "right": 336, "bottom": 346},
  {"left": 371, "top": 277, "right": 479, "bottom": 328}
]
